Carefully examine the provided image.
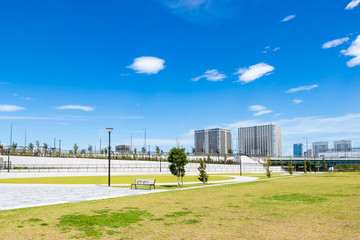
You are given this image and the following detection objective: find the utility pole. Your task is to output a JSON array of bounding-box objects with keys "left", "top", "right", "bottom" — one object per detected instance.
[
  {"left": 24, "top": 130, "right": 27, "bottom": 148},
  {"left": 10, "top": 122, "right": 14, "bottom": 147},
  {"left": 54, "top": 138, "right": 56, "bottom": 149},
  {"left": 59, "top": 139, "right": 61, "bottom": 157},
  {"left": 148, "top": 145, "right": 150, "bottom": 159},
  {"left": 143, "top": 129, "right": 146, "bottom": 152},
  {"left": 130, "top": 132, "right": 132, "bottom": 154}
]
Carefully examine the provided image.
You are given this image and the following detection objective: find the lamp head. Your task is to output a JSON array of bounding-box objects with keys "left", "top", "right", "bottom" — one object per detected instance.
[{"left": 106, "top": 128, "right": 113, "bottom": 133}]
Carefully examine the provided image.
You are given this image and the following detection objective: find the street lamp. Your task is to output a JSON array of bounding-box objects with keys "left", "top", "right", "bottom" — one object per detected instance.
[{"left": 106, "top": 128, "right": 113, "bottom": 186}]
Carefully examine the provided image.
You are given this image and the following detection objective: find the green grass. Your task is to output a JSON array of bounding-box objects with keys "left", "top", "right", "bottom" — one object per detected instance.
[
  {"left": 0, "top": 172, "right": 359, "bottom": 239},
  {"left": 0, "top": 174, "right": 233, "bottom": 184}
]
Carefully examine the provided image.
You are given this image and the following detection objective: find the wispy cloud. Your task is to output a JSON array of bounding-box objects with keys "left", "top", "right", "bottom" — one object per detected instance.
[
  {"left": 128, "top": 56, "right": 165, "bottom": 74},
  {"left": 192, "top": 69, "right": 227, "bottom": 82},
  {"left": 0, "top": 105, "right": 25, "bottom": 112},
  {"left": 263, "top": 46, "right": 280, "bottom": 53},
  {"left": 0, "top": 82, "right": 9, "bottom": 85},
  {"left": 322, "top": 37, "right": 349, "bottom": 49},
  {"left": 280, "top": 15, "right": 296, "bottom": 22},
  {"left": 158, "top": 0, "right": 237, "bottom": 24},
  {"left": 345, "top": 0, "right": 360, "bottom": 10},
  {"left": 293, "top": 99, "right": 303, "bottom": 104},
  {"left": 286, "top": 84, "right": 319, "bottom": 93},
  {"left": 55, "top": 105, "right": 95, "bottom": 112},
  {"left": 248, "top": 105, "right": 272, "bottom": 116},
  {"left": 341, "top": 35, "right": 360, "bottom": 67},
  {"left": 234, "top": 63, "right": 274, "bottom": 84},
  {"left": 21, "top": 97, "right": 34, "bottom": 101}
]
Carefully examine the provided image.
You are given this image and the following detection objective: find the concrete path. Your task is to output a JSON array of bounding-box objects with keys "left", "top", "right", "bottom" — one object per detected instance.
[{"left": 0, "top": 175, "right": 257, "bottom": 211}]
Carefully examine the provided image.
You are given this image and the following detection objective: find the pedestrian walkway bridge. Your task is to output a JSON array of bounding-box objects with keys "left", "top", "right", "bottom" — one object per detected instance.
[{"left": 269, "top": 157, "right": 360, "bottom": 167}]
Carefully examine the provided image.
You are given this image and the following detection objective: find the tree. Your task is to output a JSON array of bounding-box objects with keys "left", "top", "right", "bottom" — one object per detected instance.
[
  {"left": 216, "top": 149, "right": 220, "bottom": 161},
  {"left": 155, "top": 146, "right": 161, "bottom": 160},
  {"left": 224, "top": 154, "right": 227, "bottom": 163},
  {"left": 104, "top": 147, "right": 108, "bottom": 156},
  {"left": 12, "top": 143, "right": 17, "bottom": 153},
  {"left": 198, "top": 161, "right": 209, "bottom": 184},
  {"left": 88, "top": 145, "right": 93, "bottom": 156},
  {"left": 36, "top": 141, "right": 40, "bottom": 156},
  {"left": 322, "top": 157, "right": 328, "bottom": 171},
  {"left": 43, "top": 143, "right": 48, "bottom": 156},
  {"left": 29, "top": 143, "right": 34, "bottom": 154},
  {"left": 228, "top": 149, "right": 233, "bottom": 155},
  {"left": 133, "top": 148, "right": 137, "bottom": 160},
  {"left": 303, "top": 159, "right": 307, "bottom": 174},
  {"left": 207, "top": 153, "right": 211, "bottom": 163},
  {"left": 141, "top": 147, "right": 146, "bottom": 158},
  {"left": 73, "top": 144, "right": 79, "bottom": 156},
  {"left": 191, "top": 147, "right": 196, "bottom": 155},
  {"left": 263, "top": 156, "right": 272, "bottom": 178},
  {"left": 0, "top": 143, "right": 3, "bottom": 154},
  {"left": 315, "top": 161, "right": 321, "bottom": 173},
  {"left": 306, "top": 160, "right": 312, "bottom": 173},
  {"left": 168, "top": 147, "right": 188, "bottom": 187},
  {"left": 287, "top": 160, "right": 293, "bottom": 175}
]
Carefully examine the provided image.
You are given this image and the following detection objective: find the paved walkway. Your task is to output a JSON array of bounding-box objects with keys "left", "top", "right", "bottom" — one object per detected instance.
[{"left": 0, "top": 175, "right": 257, "bottom": 211}]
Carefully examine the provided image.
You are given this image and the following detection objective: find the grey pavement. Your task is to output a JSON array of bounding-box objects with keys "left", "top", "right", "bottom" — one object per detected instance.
[{"left": 0, "top": 175, "right": 257, "bottom": 211}]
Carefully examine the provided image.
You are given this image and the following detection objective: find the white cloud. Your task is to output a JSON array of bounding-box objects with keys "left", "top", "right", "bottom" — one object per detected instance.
[
  {"left": 167, "top": 0, "right": 207, "bottom": 9},
  {"left": 273, "top": 47, "right": 280, "bottom": 52},
  {"left": 55, "top": 105, "right": 95, "bottom": 112},
  {"left": 345, "top": 0, "right": 360, "bottom": 10},
  {"left": 234, "top": 63, "right": 275, "bottom": 84},
  {"left": 280, "top": 15, "right": 296, "bottom": 22},
  {"left": 286, "top": 84, "right": 319, "bottom": 93},
  {"left": 21, "top": 97, "right": 34, "bottom": 101},
  {"left": 341, "top": 35, "right": 360, "bottom": 67},
  {"left": 0, "top": 105, "right": 25, "bottom": 112},
  {"left": 248, "top": 105, "right": 266, "bottom": 111},
  {"left": 262, "top": 46, "right": 280, "bottom": 54},
  {"left": 322, "top": 37, "right": 349, "bottom": 49},
  {"left": 293, "top": 99, "right": 303, "bottom": 104},
  {"left": 192, "top": 69, "right": 227, "bottom": 82},
  {"left": 249, "top": 105, "right": 272, "bottom": 116},
  {"left": 128, "top": 56, "right": 165, "bottom": 74},
  {"left": 254, "top": 110, "right": 273, "bottom": 116}
]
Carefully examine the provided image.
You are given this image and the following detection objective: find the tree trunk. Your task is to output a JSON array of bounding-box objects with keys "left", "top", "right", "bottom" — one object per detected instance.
[{"left": 177, "top": 169, "right": 180, "bottom": 187}]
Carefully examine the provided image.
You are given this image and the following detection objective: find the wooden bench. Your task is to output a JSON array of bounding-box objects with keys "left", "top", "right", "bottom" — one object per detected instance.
[{"left": 131, "top": 179, "right": 156, "bottom": 190}]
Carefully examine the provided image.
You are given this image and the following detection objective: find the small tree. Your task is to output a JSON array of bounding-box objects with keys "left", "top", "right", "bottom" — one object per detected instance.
[
  {"left": 224, "top": 154, "right": 227, "bottom": 163},
  {"left": 36, "top": 141, "right": 40, "bottom": 156},
  {"left": 73, "top": 144, "right": 79, "bottom": 156},
  {"left": 43, "top": 143, "right": 48, "bottom": 156},
  {"left": 216, "top": 149, "right": 220, "bottom": 161},
  {"left": 287, "top": 160, "right": 294, "bottom": 175},
  {"left": 155, "top": 146, "right": 160, "bottom": 160},
  {"left": 29, "top": 143, "right": 34, "bottom": 155},
  {"left": 228, "top": 149, "right": 233, "bottom": 155},
  {"left": 88, "top": 145, "right": 93, "bottom": 156},
  {"left": 322, "top": 157, "right": 328, "bottom": 171},
  {"left": 306, "top": 160, "right": 312, "bottom": 173},
  {"left": 191, "top": 147, "right": 196, "bottom": 155},
  {"left": 133, "top": 148, "right": 137, "bottom": 160},
  {"left": 141, "top": 147, "right": 146, "bottom": 158},
  {"left": 315, "top": 161, "right": 321, "bottom": 173},
  {"left": 198, "top": 161, "right": 209, "bottom": 184},
  {"left": 303, "top": 159, "right": 307, "bottom": 174},
  {"left": 207, "top": 153, "right": 211, "bottom": 163},
  {"left": 263, "top": 156, "right": 272, "bottom": 178},
  {"left": 168, "top": 148, "right": 188, "bottom": 187}
]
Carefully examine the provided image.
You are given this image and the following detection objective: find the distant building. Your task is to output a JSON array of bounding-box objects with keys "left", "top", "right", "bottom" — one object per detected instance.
[
  {"left": 293, "top": 143, "right": 303, "bottom": 157},
  {"left": 305, "top": 149, "right": 313, "bottom": 157},
  {"left": 312, "top": 142, "right": 330, "bottom": 157},
  {"left": 115, "top": 145, "right": 131, "bottom": 154},
  {"left": 194, "top": 128, "right": 232, "bottom": 155},
  {"left": 238, "top": 123, "right": 282, "bottom": 157},
  {"left": 334, "top": 140, "right": 352, "bottom": 152}
]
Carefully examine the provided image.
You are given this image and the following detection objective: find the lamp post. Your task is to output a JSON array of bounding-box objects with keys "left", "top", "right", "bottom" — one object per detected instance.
[{"left": 106, "top": 128, "right": 113, "bottom": 186}]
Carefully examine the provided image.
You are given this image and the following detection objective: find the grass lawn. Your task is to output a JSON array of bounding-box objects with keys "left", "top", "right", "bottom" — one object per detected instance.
[
  {"left": 0, "top": 174, "right": 233, "bottom": 184},
  {"left": 0, "top": 172, "right": 359, "bottom": 239}
]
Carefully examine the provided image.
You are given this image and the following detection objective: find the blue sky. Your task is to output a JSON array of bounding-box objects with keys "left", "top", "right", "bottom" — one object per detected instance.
[{"left": 0, "top": 0, "right": 360, "bottom": 155}]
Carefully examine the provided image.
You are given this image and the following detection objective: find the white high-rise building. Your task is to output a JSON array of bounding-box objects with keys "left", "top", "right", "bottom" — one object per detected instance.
[
  {"left": 312, "top": 142, "right": 330, "bottom": 157},
  {"left": 194, "top": 128, "right": 232, "bottom": 155},
  {"left": 334, "top": 140, "right": 352, "bottom": 152},
  {"left": 238, "top": 123, "right": 282, "bottom": 157}
]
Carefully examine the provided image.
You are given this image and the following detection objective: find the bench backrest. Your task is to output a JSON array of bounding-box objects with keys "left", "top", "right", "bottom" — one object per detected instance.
[{"left": 135, "top": 179, "right": 155, "bottom": 185}]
